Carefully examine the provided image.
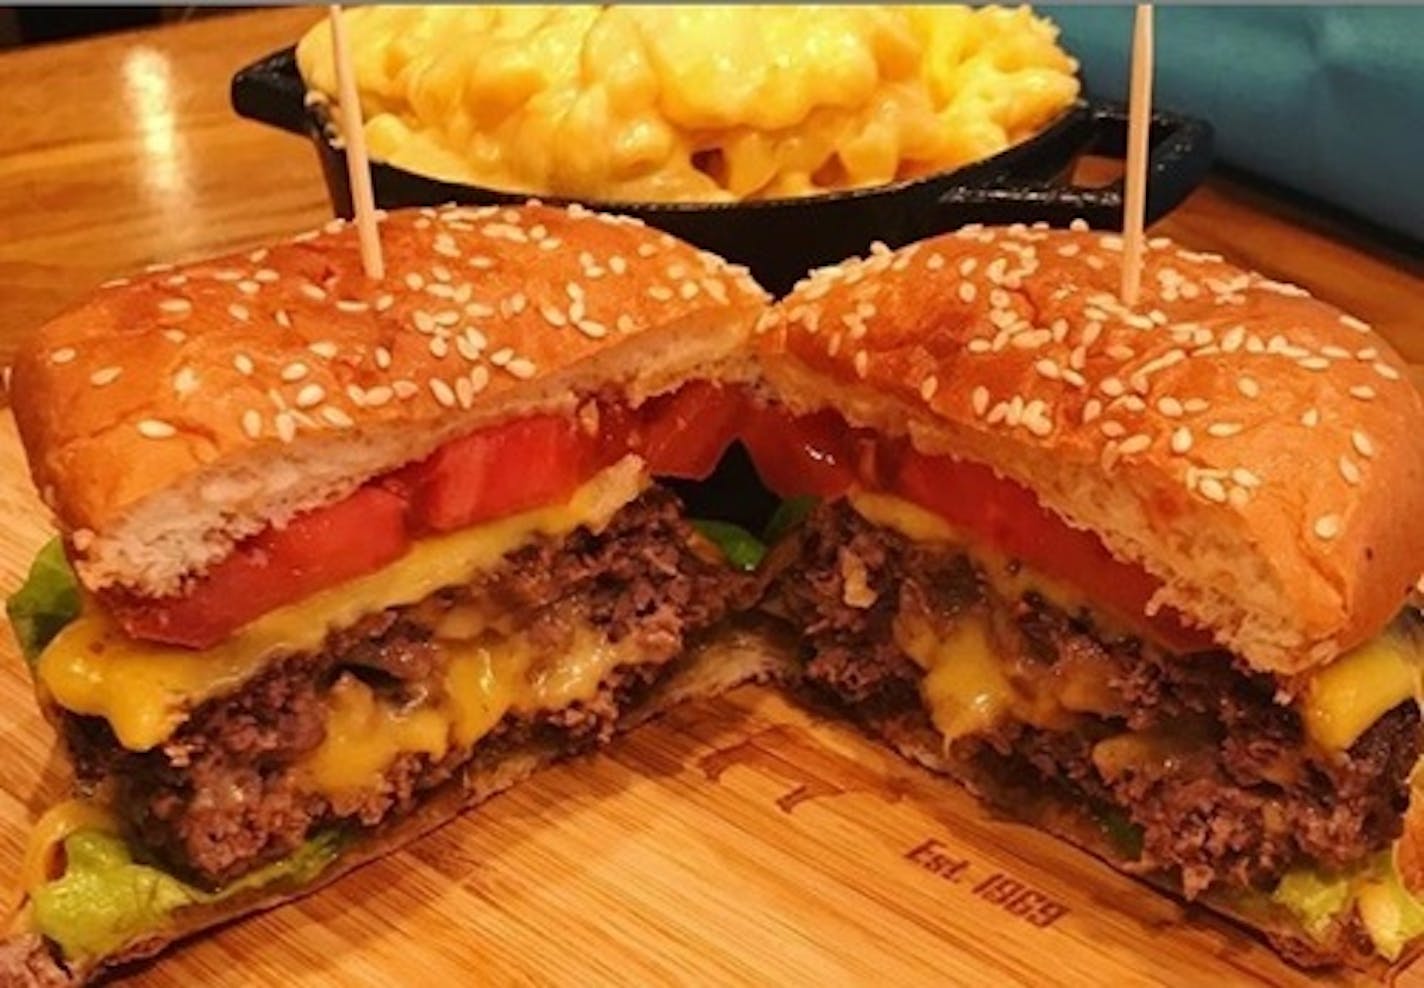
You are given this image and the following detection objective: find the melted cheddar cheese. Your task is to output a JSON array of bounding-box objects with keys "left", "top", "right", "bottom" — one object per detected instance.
[
  {"left": 849, "top": 491, "right": 1424, "bottom": 752},
  {"left": 300, "top": 629, "right": 631, "bottom": 797},
  {"left": 18, "top": 802, "right": 118, "bottom": 895},
  {"left": 35, "top": 460, "right": 644, "bottom": 752}
]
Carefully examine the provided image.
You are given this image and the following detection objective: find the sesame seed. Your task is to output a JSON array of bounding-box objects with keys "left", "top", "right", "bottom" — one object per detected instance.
[
  {"left": 374, "top": 347, "right": 392, "bottom": 370},
  {"left": 237, "top": 280, "right": 260, "bottom": 296},
  {"left": 648, "top": 286, "right": 673, "bottom": 302},
  {"left": 1082, "top": 399, "right": 1103, "bottom": 424},
  {"left": 1339, "top": 457, "right": 1361, "bottom": 485},
  {"left": 490, "top": 348, "right": 513, "bottom": 367},
  {"left": 101, "top": 276, "right": 131, "bottom": 288},
  {"left": 576, "top": 319, "right": 607, "bottom": 339},
  {"left": 1199, "top": 477, "right": 1228, "bottom": 503},
  {"left": 295, "top": 384, "right": 324, "bottom": 409},
  {"left": 346, "top": 385, "right": 367, "bottom": 407},
  {"left": 1057, "top": 243, "right": 1080, "bottom": 257},
  {"left": 413, "top": 311, "right": 436, "bottom": 334},
  {"left": 507, "top": 358, "right": 537, "bottom": 380},
  {"left": 1356, "top": 347, "right": 1379, "bottom": 361},
  {"left": 1301, "top": 408, "right": 1320, "bottom": 428},
  {"left": 368, "top": 385, "right": 395, "bottom": 407},
  {"left": 1298, "top": 357, "right": 1330, "bottom": 372},
  {"left": 429, "top": 337, "right": 449, "bottom": 359},
  {"left": 1183, "top": 398, "right": 1210, "bottom": 414},
  {"left": 432, "top": 265, "right": 452, "bottom": 283},
  {"left": 1231, "top": 468, "right": 1262, "bottom": 488},
  {"left": 1352, "top": 430, "right": 1375, "bottom": 458},
  {"left": 234, "top": 354, "right": 255, "bottom": 376},
  {"left": 1374, "top": 362, "right": 1401, "bottom": 381},
  {"left": 159, "top": 298, "right": 192, "bottom": 315},
  {"left": 1349, "top": 384, "right": 1376, "bottom": 401},
  {"left": 137, "top": 419, "right": 176, "bottom": 439},
  {"left": 281, "top": 362, "right": 309, "bottom": 382},
  {"left": 254, "top": 268, "right": 279, "bottom": 284},
  {"left": 394, "top": 380, "right": 418, "bottom": 400},
  {"left": 306, "top": 342, "right": 337, "bottom": 360},
  {"left": 1340, "top": 314, "right": 1371, "bottom": 334},
  {"left": 90, "top": 366, "right": 121, "bottom": 387},
  {"left": 241, "top": 410, "right": 262, "bottom": 439},
  {"left": 1236, "top": 376, "right": 1260, "bottom": 399},
  {"left": 276, "top": 412, "right": 297, "bottom": 443},
  {"left": 1157, "top": 397, "right": 1184, "bottom": 418},
  {"left": 50, "top": 347, "right": 77, "bottom": 365},
  {"left": 322, "top": 407, "right": 353, "bottom": 428},
  {"left": 275, "top": 309, "right": 292, "bottom": 328},
  {"left": 1170, "top": 427, "right": 1193, "bottom": 454},
  {"left": 971, "top": 386, "right": 990, "bottom": 417},
  {"left": 429, "top": 379, "right": 456, "bottom": 408},
  {"left": 300, "top": 283, "right": 327, "bottom": 302},
  {"left": 163, "top": 329, "right": 186, "bottom": 344},
  {"left": 336, "top": 299, "right": 369, "bottom": 314},
  {"left": 1207, "top": 422, "right": 1243, "bottom": 438},
  {"left": 1100, "top": 421, "right": 1127, "bottom": 438},
  {"left": 1119, "top": 434, "right": 1151, "bottom": 456},
  {"left": 1314, "top": 515, "right": 1341, "bottom": 541},
  {"left": 173, "top": 367, "right": 198, "bottom": 396},
  {"left": 1100, "top": 377, "right": 1125, "bottom": 397}
]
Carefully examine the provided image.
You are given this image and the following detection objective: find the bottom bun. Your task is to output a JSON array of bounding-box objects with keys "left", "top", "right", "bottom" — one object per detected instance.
[{"left": 4, "top": 625, "right": 792, "bottom": 987}]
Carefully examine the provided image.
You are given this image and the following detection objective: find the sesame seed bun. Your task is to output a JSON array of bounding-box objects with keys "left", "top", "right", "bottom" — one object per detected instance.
[
  {"left": 755, "top": 223, "right": 1424, "bottom": 675},
  {"left": 9, "top": 203, "right": 767, "bottom": 598}
]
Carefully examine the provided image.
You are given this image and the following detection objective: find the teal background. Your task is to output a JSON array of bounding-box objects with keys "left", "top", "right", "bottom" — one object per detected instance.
[{"left": 1044, "top": 6, "right": 1424, "bottom": 242}]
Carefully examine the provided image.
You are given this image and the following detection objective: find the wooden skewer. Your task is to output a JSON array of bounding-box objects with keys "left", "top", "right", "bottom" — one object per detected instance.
[
  {"left": 328, "top": 4, "right": 384, "bottom": 280},
  {"left": 1120, "top": 4, "right": 1154, "bottom": 307}
]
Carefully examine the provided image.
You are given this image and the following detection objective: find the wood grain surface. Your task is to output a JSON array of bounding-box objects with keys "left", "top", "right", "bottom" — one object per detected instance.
[{"left": 0, "top": 9, "right": 1422, "bottom": 986}]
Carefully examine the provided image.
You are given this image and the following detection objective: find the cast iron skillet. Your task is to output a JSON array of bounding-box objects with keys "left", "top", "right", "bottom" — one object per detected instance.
[{"left": 233, "top": 46, "right": 1213, "bottom": 296}]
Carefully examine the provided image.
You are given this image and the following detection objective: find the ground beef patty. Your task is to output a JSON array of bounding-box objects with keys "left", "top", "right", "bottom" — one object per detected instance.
[
  {"left": 62, "top": 487, "right": 751, "bottom": 887},
  {"left": 773, "top": 500, "right": 1422, "bottom": 898}
]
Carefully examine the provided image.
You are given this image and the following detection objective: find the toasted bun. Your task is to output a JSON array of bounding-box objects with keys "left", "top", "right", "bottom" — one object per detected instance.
[
  {"left": 9, "top": 203, "right": 767, "bottom": 597},
  {"left": 4, "top": 626, "right": 792, "bottom": 986},
  {"left": 756, "top": 224, "right": 1424, "bottom": 675}
]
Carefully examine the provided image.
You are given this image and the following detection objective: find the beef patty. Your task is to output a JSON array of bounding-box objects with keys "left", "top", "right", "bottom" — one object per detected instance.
[
  {"left": 772, "top": 499, "right": 1421, "bottom": 898},
  {"left": 62, "top": 487, "right": 753, "bottom": 887}
]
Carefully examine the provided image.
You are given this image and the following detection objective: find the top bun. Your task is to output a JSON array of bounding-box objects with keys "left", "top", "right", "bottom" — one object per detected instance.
[
  {"left": 10, "top": 203, "right": 767, "bottom": 597},
  {"left": 756, "top": 223, "right": 1424, "bottom": 676}
]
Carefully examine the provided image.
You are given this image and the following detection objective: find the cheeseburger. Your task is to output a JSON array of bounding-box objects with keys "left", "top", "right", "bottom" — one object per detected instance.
[
  {"left": 750, "top": 224, "right": 1424, "bottom": 967},
  {"left": 0, "top": 203, "right": 774, "bottom": 983}
]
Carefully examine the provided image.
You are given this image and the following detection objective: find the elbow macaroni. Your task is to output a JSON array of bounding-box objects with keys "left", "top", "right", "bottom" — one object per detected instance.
[{"left": 297, "top": 5, "right": 1080, "bottom": 203}]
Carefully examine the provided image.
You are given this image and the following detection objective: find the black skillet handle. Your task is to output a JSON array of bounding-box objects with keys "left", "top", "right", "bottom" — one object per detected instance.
[
  {"left": 938, "top": 104, "right": 1214, "bottom": 230},
  {"left": 231, "top": 46, "right": 308, "bottom": 136}
]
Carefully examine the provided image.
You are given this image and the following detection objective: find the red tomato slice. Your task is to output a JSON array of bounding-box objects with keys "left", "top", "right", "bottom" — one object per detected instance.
[
  {"left": 635, "top": 381, "right": 743, "bottom": 480},
  {"left": 740, "top": 403, "right": 858, "bottom": 498},
  {"left": 108, "top": 486, "right": 410, "bottom": 649},
  {"left": 895, "top": 451, "right": 1211, "bottom": 650},
  {"left": 392, "top": 414, "right": 598, "bottom": 534}
]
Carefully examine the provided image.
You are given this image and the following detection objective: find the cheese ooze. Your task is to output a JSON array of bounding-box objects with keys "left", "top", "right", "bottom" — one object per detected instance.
[
  {"left": 36, "top": 458, "right": 646, "bottom": 752},
  {"left": 848, "top": 491, "right": 1424, "bottom": 753}
]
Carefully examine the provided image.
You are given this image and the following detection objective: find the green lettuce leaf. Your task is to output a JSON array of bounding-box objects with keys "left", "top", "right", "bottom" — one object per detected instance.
[
  {"left": 762, "top": 495, "right": 818, "bottom": 544},
  {"left": 6, "top": 539, "right": 80, "bottom": 666},
  {"left": 32, "top": 828, "right": 346, "bottom": 962},
  {"left": 693, "top": 520, "right": 766, "bottom": 572}
]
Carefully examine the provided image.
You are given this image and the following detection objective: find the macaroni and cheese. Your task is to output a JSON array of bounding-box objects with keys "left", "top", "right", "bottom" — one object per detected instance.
[{"left": 297, "top": 5, "right": 1080, "bottom": 202}]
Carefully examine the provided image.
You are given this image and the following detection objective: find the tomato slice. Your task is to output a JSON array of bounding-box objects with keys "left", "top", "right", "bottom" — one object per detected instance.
[
  {"left": 107, "top": 486, "right": 410, "bottom": 649},
  {"left": 391, "top": 414, "right": 599, "bottom": 534},
  {"left": 895, "top": 451, "right": 1210, "bottom": 650},
  {"left": 634, "top": 381, "right": 744, "bottom": 480},
  {"left": 740, "top": 403, "right": 859, "bottom": 498}
]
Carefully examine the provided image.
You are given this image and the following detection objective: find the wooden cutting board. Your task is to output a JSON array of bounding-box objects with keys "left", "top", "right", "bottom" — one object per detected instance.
[{"left": 0, "top": 411, "right": 1412, "bottom": 988}]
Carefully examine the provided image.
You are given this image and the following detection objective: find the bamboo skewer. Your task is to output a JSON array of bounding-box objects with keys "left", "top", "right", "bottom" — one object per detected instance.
[
  {"left": 1120, "top": 4, "right": 1154, "bottom": 307},
  {"left": 329, "top": 5, "right": 384, "bottom": 280}
]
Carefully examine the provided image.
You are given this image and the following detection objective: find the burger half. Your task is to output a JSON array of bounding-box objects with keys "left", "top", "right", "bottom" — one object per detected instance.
[
  {"left": 750, "top": 224, "right": 1424, "bottom": 967},
  {"left": 0, "top": 204, "right": 774, "bottom": 983}
]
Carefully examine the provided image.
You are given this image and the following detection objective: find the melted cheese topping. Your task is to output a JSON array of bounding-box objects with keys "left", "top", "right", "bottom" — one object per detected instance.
[
  {"left": 299, "top": 629, "right": 631, "bottom": 797},
  {"left": 849, "top": 490, "right": 1424, "bottom": 752},
  {"left": 36, "top": 459, "right": 644, "bottom": 752},
  {"left": 1304, "top": 631, "right": 1424, "bottom": 752}
]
